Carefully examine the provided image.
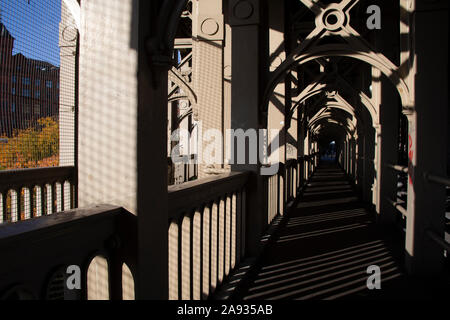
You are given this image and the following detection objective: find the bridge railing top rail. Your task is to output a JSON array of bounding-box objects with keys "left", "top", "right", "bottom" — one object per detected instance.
[{"left": 168, "top": 171, "right": 250, "bottom": 221}]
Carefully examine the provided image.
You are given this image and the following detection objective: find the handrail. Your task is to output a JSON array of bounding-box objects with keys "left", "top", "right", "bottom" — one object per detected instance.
[
  {"left": 0, "top": 166, "right": 75, "bottom": 189},
  {"left": 384, "top": 163, "right": 408, "bottom": 174},
  {"left": 424, "top": 172, "right": 450, "bottom": 187},
  {"left": 261, "top": 162, "right": 284, "bottom": 175},
  {"left": 387, "top": 197, "right": 407, "bottom": 217},
  {"left": 0, "top": 166, "right": 77, "bottom": 223},
  {"left": 298, "top": 153, "right": 318, "bottom": 161},
  {"left": 426, "top": 230, "right": 450, "bottom": 253},
  {"left": 168, "top": 171, "right": 249, "bottom": 221},
  {"left": 0, "top": 204, "right": 136, "bottom": 300},
  {"left": 285, "top": 159, "right": 297, "bottom": 167},
  {"left": 0, "top": 204, "right": 121, "bottom": 241}
]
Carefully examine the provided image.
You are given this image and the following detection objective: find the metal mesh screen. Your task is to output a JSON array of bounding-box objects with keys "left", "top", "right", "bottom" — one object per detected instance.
[
  {"left": 0, "top": 0, "right": 76, "bottom": 170},
  {"left": 0, "top": 0, "right": 77, "bottom": 224}
]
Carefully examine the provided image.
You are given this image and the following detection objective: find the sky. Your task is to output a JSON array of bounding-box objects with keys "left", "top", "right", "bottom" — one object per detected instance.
[{"left": 0, "top": 0, "right": 61, "bottom": 67}]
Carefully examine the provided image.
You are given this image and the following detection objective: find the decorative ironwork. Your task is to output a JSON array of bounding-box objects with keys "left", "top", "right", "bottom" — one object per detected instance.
[{"left": 263, "top": 0, "right": 412, "bottom": 125}]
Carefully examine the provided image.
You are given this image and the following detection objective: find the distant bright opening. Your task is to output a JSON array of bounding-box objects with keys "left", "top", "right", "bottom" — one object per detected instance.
[{"left": 321, "top": 141, "right": 337, "bottom": 162}]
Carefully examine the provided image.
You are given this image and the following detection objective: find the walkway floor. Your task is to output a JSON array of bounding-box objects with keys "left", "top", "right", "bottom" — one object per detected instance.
[{"left": 232, "top": 163, "right": 449, "bottom": 300}]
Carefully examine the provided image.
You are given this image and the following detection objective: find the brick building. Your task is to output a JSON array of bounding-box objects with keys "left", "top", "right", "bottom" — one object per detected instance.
[{"left": 0, "top": 23, "right": 59, "bottom": 136}]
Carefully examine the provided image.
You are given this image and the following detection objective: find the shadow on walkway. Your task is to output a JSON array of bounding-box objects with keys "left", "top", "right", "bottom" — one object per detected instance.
[{"left": 233, "top": 163, "right": 448, "bottom": 300}]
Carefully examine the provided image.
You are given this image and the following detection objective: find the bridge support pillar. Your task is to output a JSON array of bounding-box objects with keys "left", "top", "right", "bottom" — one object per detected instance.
[
  {"left": 229, "top": 0, "right": 267, "bottom": 258},
  {"left": 192, "top": 0, "right": 226, "bottom": 178},
  {"left": 378, "top": 86, "right": 399, "bottom": 225},
  {"left": 377, "top": 82, "right": 399, "bottom": 225},
  {"left": 298, "top": 108, "right": 306, "bottom": 185},
  {"left": 376, "top": 7, "right": 401, "bottom": 225},
  {"left": 77, "top": 0, "right": 170, "bottom": 299},
  {"left": 350, "top": 138, "right": 356, "bottom": 181},
  {"left": 362, "top": 126, "right": 376, "bottom": 205},
  {"left": 267, "top": 0, "right": 287, "bottom": 213}
]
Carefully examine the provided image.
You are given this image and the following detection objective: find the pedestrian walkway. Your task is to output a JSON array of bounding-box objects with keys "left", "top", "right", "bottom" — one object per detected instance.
[{"left": 233, "top": 164, "right": 448, "bottom": 300}]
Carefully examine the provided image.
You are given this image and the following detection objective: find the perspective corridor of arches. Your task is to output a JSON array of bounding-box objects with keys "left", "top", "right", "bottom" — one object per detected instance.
[{"left": 0, "top": 0, "right": 448, "bottom": 301}]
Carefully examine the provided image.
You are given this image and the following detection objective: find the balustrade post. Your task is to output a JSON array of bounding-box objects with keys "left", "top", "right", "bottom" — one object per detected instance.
[
  {"left": 52, "top": 183, "right": 58, "bottom": 214},
  {"left": 1, "top": 192, "right": 7, "bottom": 222},
  {"left": 28, "top": 186, "right": 34, "bottom": 219},
  {"left": 40, "top": 185, "right": 46, "bottom": 216},
  {"left": 14, "top": 188, "right": 20, "bottom": 221}
]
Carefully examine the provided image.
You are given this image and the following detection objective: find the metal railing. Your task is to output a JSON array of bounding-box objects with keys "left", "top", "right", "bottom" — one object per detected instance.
[
  {"left": 0, "top": 170, "right": 250, "bottom": 301},
  {"left": 265, "top": 167, "right": 281, "bottom": 225},
  {"left": 384, "top": 163, "right": 408, "bottom": 232},
  {"left": 382, "top": 166, "right": 450, "bottom": 259},
  {"left": 423, "top": 172, "right": 450, "bottom": 255},
  {"left": 386, "top": 197, "right": 407, "bottom": 217},
  {"left": 264, "top": 154, "right": 318, "bottom": 228},
  {"left": 285, "top": 159, "right": 298, "bottom": 202},
  {"left": 424, "top": 172, "right": 450, "bottom": 187},
  {"left": 167, "top": 171, "right": 249, "bottom": 300},
  {"left": 385, "top": 164, "right": 408, "bottom": 174},
  {"left": 0, "top": 166, "right": 76, "bottom": 224},
  {"left": 0, "top": 154, "right": 320, "bottom": 300},
  {"left": 426, "top": 229, "right": 450, "bottom": 253}
]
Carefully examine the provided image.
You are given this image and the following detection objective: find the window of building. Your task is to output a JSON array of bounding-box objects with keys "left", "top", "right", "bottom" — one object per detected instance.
[
  {"left": 34, "top": 104, "right": 40, "bottom": 115},
  {"left": 35, "top": 90, "right": 40, "bottom": 98},
  {"left": 12, "top": 87, "right": 15, "bottom": 95},
  {"left": 35, "top": 79, "right": 41, "bottom": 86},
  {"left": 11, "top": 103, "right": 15, "bottom": 113},
  {"left": 46, "top": 80, "right": 52, "bottom": 88},
  {"left": 12, "top": 75, "right": 16, "bottom": 83},
  {"left": 22, "top": 77, "right": 31, "bottom": 85},
  {"left": 23, "top": 89, "right": 31, "bottom": 97}
]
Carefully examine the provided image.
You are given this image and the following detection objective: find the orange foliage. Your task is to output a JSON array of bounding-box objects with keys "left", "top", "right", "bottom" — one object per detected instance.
[{"left": 0, "top": 117, "right": 59, "bottom": 170}]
